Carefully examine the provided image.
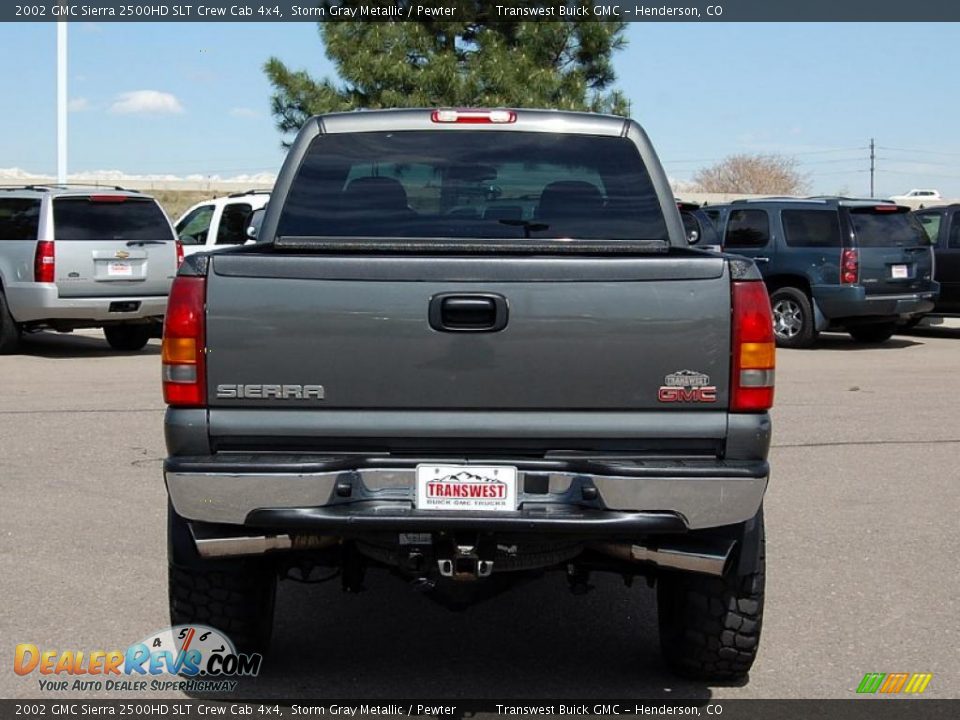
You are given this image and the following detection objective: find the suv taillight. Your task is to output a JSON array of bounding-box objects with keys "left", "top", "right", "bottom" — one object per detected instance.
[
  {"left": 731, "top": 281, "right": 775, "bottom": 412},
  {"left": 840, "top": 248, "right": 859, "bottom": 284},
  {"left": 162, "top": 275, "right": 206, "bottom": 407},
  {"left": 175, "top": 239, "right": 184, "bottom": 267},
  {"left": 34, "top": 241, "right": 55, "bottom": 283}
]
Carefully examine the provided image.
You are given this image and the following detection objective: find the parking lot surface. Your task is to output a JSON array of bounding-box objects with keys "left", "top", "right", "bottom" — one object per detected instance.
[{"left": 2, "top": 325, "right": 958, "bottom": 700}]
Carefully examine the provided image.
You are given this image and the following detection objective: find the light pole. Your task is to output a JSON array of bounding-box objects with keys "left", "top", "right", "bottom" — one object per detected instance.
[{"left": 57, "top": 19, "right": 67, "bottom": 184}]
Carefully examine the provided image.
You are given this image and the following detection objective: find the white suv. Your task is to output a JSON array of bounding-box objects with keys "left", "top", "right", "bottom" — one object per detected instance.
[
  {"left": 175, "top": 190, "right": 270, "bottom": 256},
  {"left": 890, "top": 189, "right": 942, "bottom": 202}
]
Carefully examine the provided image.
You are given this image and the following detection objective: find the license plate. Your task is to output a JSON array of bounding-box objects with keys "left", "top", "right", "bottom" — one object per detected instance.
[
  {"left": 415, "top": 464, "right": 518, "bottom": 512},
  {"left": 107, "top": 261, "right": 133, "bottom": 277},
  {"left": 891, "top": 264, "right": 908, "bottom": 279}
]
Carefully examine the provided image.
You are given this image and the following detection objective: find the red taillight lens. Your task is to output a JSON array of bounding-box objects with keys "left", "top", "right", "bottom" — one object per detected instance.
[
  {"left": 89, "top": 194, "right": 127, "bottom": 203},
  {"left": 731, "top": 281, "right": 776, "bottom": 412},
  {"left": 162, "top": 275, "right": 206, "bottom": 407},
  {"left": 175, "top": 240, "right": 184, "bottom": 267},
  {"left": 431, "top": 109, "right": 517, "bottom": 124},
  {"left": 34, "top": 241, "right": 55, "bottom": 283},
  {"left": 841, "top": 248, "right": 859, "bottom": 285}
]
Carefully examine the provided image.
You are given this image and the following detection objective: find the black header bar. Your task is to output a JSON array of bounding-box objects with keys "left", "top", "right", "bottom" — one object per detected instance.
[{"left": 5, "top": 0, "right": 960, "bottom": 23}]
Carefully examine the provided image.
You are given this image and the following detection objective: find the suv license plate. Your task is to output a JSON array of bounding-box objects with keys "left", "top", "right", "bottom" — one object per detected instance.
[
  {"left": 107, "top": 261, "right": 133, "bottom": 277},
  {"left": 415, "top": 464, "right": 518, "bottom": 512},
  {"left": 891, "top": 264, "right": 908, "bottom": 279}
]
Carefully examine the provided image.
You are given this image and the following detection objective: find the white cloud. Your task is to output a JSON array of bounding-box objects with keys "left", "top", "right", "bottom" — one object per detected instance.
[
  {"left": 109, "top": 90, "right": 184, "bottom": 115},
  {"left": 68, "top": 97, "right": 90, "bottom": 112},
  {"left": 229, "top": 107, "right": 259, "bottom": 118}
]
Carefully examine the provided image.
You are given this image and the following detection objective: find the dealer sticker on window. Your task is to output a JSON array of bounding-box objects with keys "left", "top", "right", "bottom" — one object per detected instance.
[{"left": 415, "top": 464, "right": 518, "bottom": 512}]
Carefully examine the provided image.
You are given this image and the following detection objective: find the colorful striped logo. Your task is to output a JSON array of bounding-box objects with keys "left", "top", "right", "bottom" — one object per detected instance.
[{"left": 857, "top": 673, "right": 933, "bottom": 695}]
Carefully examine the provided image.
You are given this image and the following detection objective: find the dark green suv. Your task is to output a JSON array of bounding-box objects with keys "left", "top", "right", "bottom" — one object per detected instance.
[{"left": 710, "top": 198, "right": 938, "bottom": 348}]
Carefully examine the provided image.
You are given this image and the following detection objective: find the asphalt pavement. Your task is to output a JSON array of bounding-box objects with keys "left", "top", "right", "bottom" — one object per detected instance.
[{"left": 1, "top": 323, "right": 958, "bottom": 701}]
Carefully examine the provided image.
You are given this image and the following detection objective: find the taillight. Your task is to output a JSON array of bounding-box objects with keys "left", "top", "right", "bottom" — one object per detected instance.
[
  {"left": 431, "top": 109, "right": 517, "bottom": 124},
  {"left": 175, "top": 240, "right": 184, "bottom": 267},
  {"left": 162, "top": 275, "right": 206, "bottom": 407},
  {"left": 34, "top": 241, "right": 55, "bottom": 283},
  {"left": 840, "top": 248, "right": 859, "bottom": 285},
  {"left": 731, "top": 281, "right": 775, "bottom": 412}
]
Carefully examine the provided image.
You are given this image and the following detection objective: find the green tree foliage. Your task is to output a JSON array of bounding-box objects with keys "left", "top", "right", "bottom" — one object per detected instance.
[{"left": 264, "top": 1, "right": 628, "bottom": 138}]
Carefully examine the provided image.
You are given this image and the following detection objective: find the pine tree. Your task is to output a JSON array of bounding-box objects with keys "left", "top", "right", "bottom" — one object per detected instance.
[{"left": 264, "top": 1, "right": 628, "bottom": 138}]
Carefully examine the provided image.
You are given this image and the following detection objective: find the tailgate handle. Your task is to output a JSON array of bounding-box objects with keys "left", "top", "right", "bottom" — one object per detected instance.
[{"left": 429, "top": 293, "right": 508, "bottom": 332}]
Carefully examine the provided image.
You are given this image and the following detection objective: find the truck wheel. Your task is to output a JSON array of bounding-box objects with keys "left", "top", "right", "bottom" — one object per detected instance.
[
  {"left": 769, "top": 287, "right": 817, "bottom": 349},
  {"left": 167, "top": 504, "right": 277, "bottom": 654},
  {"left": 657, "top": 516, "right": 765, "bottom": 681},
  {"left": 847, "top": 322, "right": 896, "bottom": 344},
  {"left": 104, "top": 324, "right": 152, "bottom": 351},
  {"left": 0, "top": 291, "right": 22, "bottom": 354}
]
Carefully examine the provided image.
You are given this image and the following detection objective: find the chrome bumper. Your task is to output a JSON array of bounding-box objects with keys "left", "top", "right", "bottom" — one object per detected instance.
[{"left": 165, "top": 460, "right": 767, "bottom": 531}]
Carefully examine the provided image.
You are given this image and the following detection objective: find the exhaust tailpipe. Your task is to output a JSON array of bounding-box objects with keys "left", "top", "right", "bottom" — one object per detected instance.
[
  {"left": 590, "top": 539, "right": 736, "bottom": 577},
  {"left": 194, "top": 533, "right": 337, "bottom": 559}
]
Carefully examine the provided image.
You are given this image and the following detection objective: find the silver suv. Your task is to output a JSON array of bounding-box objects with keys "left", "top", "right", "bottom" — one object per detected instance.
[{"left": 0, "top": 185, "right": 180, "bottom": 353}]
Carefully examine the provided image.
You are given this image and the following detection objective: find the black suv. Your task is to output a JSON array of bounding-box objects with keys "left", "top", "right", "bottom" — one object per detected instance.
[
  {"left": 710, "top": 198, "right": 938, "bottom": 347},
  {"left": 914, "top": 205, "right": 960, "bottom": 317}
]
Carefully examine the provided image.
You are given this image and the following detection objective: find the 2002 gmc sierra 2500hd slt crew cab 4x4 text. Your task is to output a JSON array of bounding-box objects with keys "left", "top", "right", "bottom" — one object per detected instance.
[{"left": 161, "top": 108, "right": 775, "bottom": 681}]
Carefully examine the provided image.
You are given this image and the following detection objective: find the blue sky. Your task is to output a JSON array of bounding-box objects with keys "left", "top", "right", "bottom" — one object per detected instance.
[{"left": 1, "top": 21, "right": 958, "bottom": 196}]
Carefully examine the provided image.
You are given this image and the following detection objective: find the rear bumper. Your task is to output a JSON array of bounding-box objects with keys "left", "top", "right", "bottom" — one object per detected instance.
[
  {"left": 6, "top": 282, "right": 168, "bottom": 323},
  {"left": 813, "top": 284, "right": 939, "bottom": 321},
  {"left": 164, "top": 455, "right": 769, "bottom": 533}
]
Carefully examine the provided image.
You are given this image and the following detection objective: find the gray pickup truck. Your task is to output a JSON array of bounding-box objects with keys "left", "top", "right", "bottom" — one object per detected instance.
[
  {"left": 162, "top": 109, "right": 775, "bottom": 680},
  {"left": 0, "top": 186, "right": 180, "bottom": 352}
]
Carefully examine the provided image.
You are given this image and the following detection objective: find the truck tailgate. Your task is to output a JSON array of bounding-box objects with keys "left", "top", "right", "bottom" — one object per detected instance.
[{"left": 205, "top": 253, "right": 731, "bottom": 411}]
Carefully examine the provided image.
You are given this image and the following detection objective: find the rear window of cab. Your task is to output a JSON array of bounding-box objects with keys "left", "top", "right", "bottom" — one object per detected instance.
[{"left": 277, "top": 131, "right": 668, "bottom": 243}]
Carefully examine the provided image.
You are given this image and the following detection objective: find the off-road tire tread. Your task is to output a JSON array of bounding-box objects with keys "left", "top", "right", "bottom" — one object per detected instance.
[
  {"left": 168, "top": 563, "right": 276, "bottom": 654},
  {"left": 657, "top": 526, "right": 765, "bottom": 681}
]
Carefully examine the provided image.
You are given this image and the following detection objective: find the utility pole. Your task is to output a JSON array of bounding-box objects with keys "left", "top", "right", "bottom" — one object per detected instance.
[{"left": 869, "top": 138, "right": 875, "bottom": 197}]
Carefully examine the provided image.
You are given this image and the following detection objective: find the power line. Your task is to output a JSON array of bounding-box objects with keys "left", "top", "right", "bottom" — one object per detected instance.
[
  {"left": 877, "top": 145, "right": 960, "bottom": 157},
  {"left": 662, "top": 146, "right": 868, "bottom": 166},
  {"left": 880, "top": 169, "right": 960, "bottom": 180}
]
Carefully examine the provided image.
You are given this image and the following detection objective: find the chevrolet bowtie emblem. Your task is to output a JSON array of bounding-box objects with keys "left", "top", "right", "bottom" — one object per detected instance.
[{"left": 114, "top": 250, "right": 130, "bottom": 259}]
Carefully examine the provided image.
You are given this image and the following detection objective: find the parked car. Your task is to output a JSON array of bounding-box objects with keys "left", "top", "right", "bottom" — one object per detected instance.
[
  {"left": 0, "top": 185, "right": 180, "bottom": 353},
  {"left": 162, "top": 108, "right": 775, "bottom": 681},
  {"left": 677, "top": 200, "right": 722, "bottom": 251},
  {"left": 174, "top": 189, "right": 270, "bottom": 256},
  {"left": 889, "top": 189, "right": 941, "bottom": 202},
  {"left": 914, "top": 204, "right": 960, "bottom": 316},
  {"left": 710, "top": 197, "right": 938, "bottom": 347}
]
